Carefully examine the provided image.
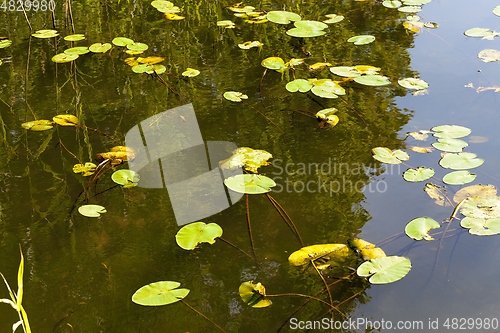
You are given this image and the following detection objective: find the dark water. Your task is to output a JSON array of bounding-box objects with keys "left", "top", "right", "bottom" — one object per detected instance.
[{"left": 0, "top": 0, "right": 500, "bottom": 332}]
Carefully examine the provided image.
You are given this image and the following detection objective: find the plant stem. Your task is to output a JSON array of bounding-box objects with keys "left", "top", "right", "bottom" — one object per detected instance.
[
  {"left": 181, "top": 300, "right": 226, "bottom": 333},
  {"left": 265, "top": 193, "right": 304, "bottom": 246},
  {"left": 246, "top": 194, "right": 257, "bottom": 260}
]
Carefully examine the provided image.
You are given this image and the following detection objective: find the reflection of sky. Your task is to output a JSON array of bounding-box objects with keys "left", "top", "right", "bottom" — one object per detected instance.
[{"left": 360, "top": 0, "right": 500, "bottom": 327}]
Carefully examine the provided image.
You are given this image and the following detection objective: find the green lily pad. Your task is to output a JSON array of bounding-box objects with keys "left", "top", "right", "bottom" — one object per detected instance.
[
  {"left": 453, "top": 184, "right": 497, "bottom": 203},
  {"left": 132, "top": 64, "right": 154, "bottom": 73},
  {"left": 286, "top": 79, "right": 313, "bottom": 93},
  {"left": 405, "top": 217, "right": 440, "bottom": 240},
  {"left": 439, "top": 153, "right": 484, "bottom": 170},
  {"left": 111, "top": 170, "right": 140, "bottom": 188},
  {"left": 316, "top": 108, "right": 339, "bottom": 126},
  {"left": 494, "top": 5, "right": 500, "bottom": 17},
  {"left": 239, "top": 281, "right": 272, "bottom": 308},
  {"left": 89, "top": 43, "right": 112, "bottom": 53},
  {"left": 431, "top": 125, "right": 471, "bottom": 138},
  {"left": 175, "top": 222, "right": 223, "bottom": 250},
  {"left": 151, "top": 0, "right": 174, "bottom": 9},
  {"left": 432, "top": 138, "right": 468, "bottom": 153},
  {"left": 372, "top": 147, "right": 409, "bottom": 164},
  {"left": 64, "top": 34, "right": 85, "bottom": 41},
  {"left": 330, "top": 66, "right": 360, "bottom": 77},
  {"left": 223, "top": 91, "right": 248, "bottom": 102},
  {"left": 478, "top": 49, "right": 500, "bottom": 63},
  {"left": 78, "top": 204, "right": 106, "bottom": 217},
  {"left": 347, "top": 35, "right": 375, "bottom": 45},
  {"left": 127, "top": 43, "right": 148, "bottom": 51},
  {"left": 64, "top": 47, "right": 90, "bottom": 55},
  {"left": 403, "top": 167, "right": 434, "bottom": 182},
  {"left": 383, "top": 0, "right": 402, "bottom": 8},
  {"left": 0, "top": 40, "right": 12, "bottom": 48},
  {"left": 348, "top": 239, "right": 386, "bottom": 261},
  {"left": 324, "top": 14, "right": 344, "bottom": 24},
  {"left": 354, "top": 75, "right": 391, "bottom": 86},
  {"left": 52, "top": 53, "right": 79, "bottom": 63},
  {"left": 73, "top": 162, "right": 97, "bottom": 176},
  {"left": 403, "top": 0, "right": 431, "bottom": 4},
  {"left": 224, "top": 174, "right": 275, "bottom": 194},
  {"left": 32, "top": 29, "right": 58, "bottom": 38},
  {"left": 311, "top": 81, "right": 345, "bottom": 98},
  {"left": 219, "top": 147, "right": 272, "bottom": 173},
  {"left": 424, "top": 22, "right": 439, "bottom": 28},
  {"left": 217, "top": 20, "right": 236, "bottom": 28},
  {"left": 464, "top": 28, "right": 496, "bottom": 38},
  {"left": 132, "top": 281, "right": 190, "bottom": 306},
  {"left": 112, "top": 37, "right": 134, "bottom": 46},
  {"left": 357, "top": 256, "right": 412, "bottom": 284},
  {"left": 287, "top": 20, "right": 328, "bottom": 38},
  {"left": 461, "top": 217, "right": 500, "bottom": 236},
  {"left": 21, "top": 120, "right": 54, "bottom": 131},
  {"left": 398, "top": 78, "right": 428, "bottom": 90},
  {"left": 442, "top": 170, "right": 476, "bottom": 185},
  {"left": 238, "top": 41, "right": 263, "bottom": 49},
  {"left": 460, "top": 196, "right": 500, "bottom": 219},
  {"left": 266, "top": 11, "right": 301, "bottom": 24},
  {"left": 146, "top": 64, "right": 167, "bottom": 75},
  {"left": 398, "top": 5, "right": 422, "bottom": 13},
  {"left": 261, "top": 57, "right": 286, "bottom": 70},
  {"left": 407, "top": 15, "right": 421, "bottom": 22},
  {"left": 181, "top": 68, "right": 200, "bottom": 77}
]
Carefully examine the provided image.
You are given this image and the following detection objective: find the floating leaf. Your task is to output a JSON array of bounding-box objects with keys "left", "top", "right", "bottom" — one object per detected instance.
[
  {"left": 127, "top": 43, "right": 148, "bottom": 51},
  {"left": 407, "top": 15, "right": 421, "bottom": 21},
  {"left": 89, "top": 43, "right": 112, "bottom": 53},
  {"left": 96, "top": 146, "right": 136, "bottom": 166},
  {"left": 239, "top": 281, "right": 272, "bottom": 308},
  {"left": 408, "top": 131, "right": 428, "bottom": 140},
  {"left": 21, "top": 120, "right": 54, "bottom": 131},
  {"left": 460, "top": 196, "right": 500, "bottom": 220},
  {"left": 324, "top": 14, "right": 344, "bottom": 24},
  {"left": 261, "top": 57, "right": 286, "bottom": 70},
  {"left": 132, "top": 64, "right": 153, "bottom": 73},
  {"left": 409, "top": 146, "right": 432, "bottom": 153},
  {"left": 464, "top": 28, "right": 496, "bottom": 38},
  {"left": 181, "top": 68, "right": 200, "bottom": 77},
  {"left": 51, "top": 53, "right": 79, "bottom": 63},
  {"left": 64, "top": 47, "right": 89, "bottom": 55},
  {"left": 286, "top": 20, "right": 328, "bottom": 38},
  {"left": 164, "top": 13, "right": 185, "bottom": 20},
  {"left": 132, "top": 281, "right": 190, "bottom": 306},
  {"left": 316, "top": 108, "right": 339, "bottom": 127},
  {"left": 112, "top": 37, "right": 134, "bottom": 46},
  {"left": 432, "top": 138, "right": 468, "bottom": 153},
  {"left": 217, "top": 20, "right": 235, "bottom": 28},
  {"left": 402, "top": 0, "right": 431, "bottom": 4},
  {"left": 494, "top": 5, "right": 500, "bottom": 17},
  {"left": 372, "top": 147, "right": 409, "bottom": 164},
  {"left": 383, "top": 0, "right": 402, "bottom": 8},
  {"left": 309, "top": 62, "right": 331, "bottom": 71},
  {"left": 151, "top": 0, "right": 175, "bottom": 10},
  {"left": 238, "top": 41, "right": 263, "bottom": 49},
  {"left": 78, "top": 204, "right": 106, "bottom": 217},
  {"left": 266, "top": 11, "right": 301, "bottom": 24},
  {"left": 405, "top": 217, "right": 440, "bottom": 240},
  {"left": 64, "top": 34, "right": 85, "bottom": 41},
  {"left": 330, "top": 66, "right": 360, "bottom": 77},
  {"left": 403, "top": 167, "right": 434, "bottom": 182},
  {"left": 145, "top": 64, "right": 166, "bottom": 74},
  {"left": 311, "top": 80, "right": 345, "bottom": 98},
  {"left": 431, "top": 125, "right": 471, "bottom": 138},
  {"left": 111, "top": 170, "right": 140, "bottom": 188},
  {"left": 348, "top": 239, "right": 386, "bottom": 260},
  {"left": 439, "top": 152, "right": 484, "bottom": 170},
  {"left": 357, "top": 256, "right": 411, "bottom": 284},
  {"left": 442, "top": 170, "right": 476, "bottom": 185},
  {"left": 424, "top": 183, "right": 451, "bottom": 206},
  {"left": 223, "top": 91, "right": 248, "bottom": 102},
  {"left": 288, "top": 244, "right": 350, "bottom": 266},
  {"left": 286, "top": 79, "right": 312, "bottom": 93},
  {"left": 175, "top": 222, "right": 223, "bottom": 250},
  {"left": 398, "top": 5, "right": 421, "bottom": 13},
  {"left": 219, "top": 147, "right": 272, "bottom": 173},
  {"left": 224, "top": 174, "right": 275, "bottom": 194},
  {"left": 398, "top": 78, "right": 428, "bottom": 90},
  {"left": 73, "top": 162, "right": 97, "bottom": 176},
  {"left": 478, "top": 49, "right": 500, "bottom": 62},
  {"left": 0, "top": 40, "right": 12, "bottom": 48},
  {"left": 453, "top": 184, "right": 497, "bottom": 204},
  {"left": 354, "top": 75, "right": 390, "bottom": 86},
  {"left": 32, "top": 29, "right": 58, "bottom": 38},
  {"left": 461, "top": 217, "right": 500, "bottom": 236},
  {"left": 347, "top": 35, "right": 375, "bottom": 45},
  {"left": 228, "top": 5, "right": 255, "bottom": 13},
  {"left": 424, "top": 22, "right": 439, "bottom": 29},
  {"left": 53, "top": 114, "right": 79, "bottom": 126}
]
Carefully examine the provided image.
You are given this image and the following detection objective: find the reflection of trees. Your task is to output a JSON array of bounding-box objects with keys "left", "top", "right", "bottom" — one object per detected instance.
[{"left": 0, "top": 0, "right": 418, "bottom": 331}]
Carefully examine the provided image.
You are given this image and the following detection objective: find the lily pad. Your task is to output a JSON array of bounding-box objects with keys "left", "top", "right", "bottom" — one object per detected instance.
[
  {"left": 175, "top": 222, "right": 223, "bottom": 250},
  {"left": 132, "top": 281, "right": 190, "bottom": 306},
  {"left": 132, "top": 64, "right": 154, "bottom": 73},
  {"left": 424, "top": 183, "right": 452, "bottom": 206},
  {"left": 52, "top": 53, "right": 79, "bottom": 63},
  {"left": 398, "top": 78, "right": 428, "bottom": 90},
  {"left": 357, "top": 256, "right": 411, "bottom": 284},
  {"left": 73, "top": 162, "right": 97, "bottom": 176},
  {"left": 238, "top": 41, "right": 263, "bottom": 49},
  {"left": 219, "top": 147, "right": 272, "bottom": 173},
  {"left": 286, "top": 79, "right": 313, "bottom": 93},
  {"left": 112, "top": 37, "right": 134, "bottom": 46},
  {"left": 398, "top": 5, "right": 422, "bottom": 13},
  {"left": 453, "top": 184, "right": 497, "bottom": 203},
  {"left": 354, "top": 75, "right": 391, "bottom": 86},
  {"left": 316, "top": 108, "right": 339, "bottom": 126},
  {"left": 348, "top": 239, "right": 386, "bottom": 260},
  {"left": 403, "top": 0, "right": 431, "bottom": 4},
  {"left": 403, "top": 167, "right": 434, "bottom": 182},
  {"left": 461, "top": 217, "right": 500, "bottom": 236},
  {"left": 494, "top": 5, "right": 500, "bottom": 17},
  {"left": 89, "top": 43, "right": 112, "bottom": 53},
  {"left": 442, "top": 170, "right": 476, "bottom": 185},
  {"left": 288, "top": 244, "right": 350, "bottom": 266},
  {"left": 145, "top": 64, "right": 166, "bottom": 74},
  {"left": 287, "top": 20, "right": 328, "bottom": 38},
  {"left": 431, "top": 125, "right": 471, "bottom": 138},
  {"left": 311, "top": 80, "right": 345, "bottom": 98},
  {"left": 323, "top": 14, "right": 344, "bottom": 24},
  {"left": 460, "top": 196, "right": 500, "bottom": 219},
  {"left": 111, "top": 169, "right": 140, "bottom": 188},
  {"left": 182, "top": 68, "right": 200, "bottom": 77},
  {"left": 266, "top": 11, "right": 301, "bottom": 24},
  {"left": 223, "top": 91, "right": 248, "bottom": 102},
  {"left": 64, "top": 47, "right": 89, "bottom": 55},
  {"left": 439, "top": 152, "right": 484, "bottom": 170},
  {"left": 32, "top": 29, "right": 58, "bottom": 38},
  {"left": 383, "top": 0, "right": 402, "bottom": 8},
  {"left": 127, "top": 43, "right": 148, "bottom": 52},
  {"left": 478, "top": 49, "right": 500, "bottom": 63},
  {"left": 53, "top": 114, "right": 79, "bottom": 126},
  {"left": 21, "top": 120, "right": 54, "bottom": 131},
  {"left": 464, "top": 28, "right": 496, "bottom": 37},
  {"left": 0, "top": 40, "right": 12, "bottom": 48},
  {"left": 405, "top": 217, "right": 440, "bottom": 240},
  {"left": 64, "top": 34, "right": 85, "bottom": 41},
  {"left": 330, "top": 66, "right": 360, "bottom": 77},
  {"left": 372, "top": 147, "right": 409, "bottom": 164},
  {"left": 347, "top": 35, "right": 375, "bottom": 45},
  {"left": 78, "top": 204, "right": 106, "bottom": 217},
  {"left": 217, "top": 20, "right": 235, "bottom": 28},
  {"left": 432, "top": 138, "right": 468, "bottom": 153},
  {"left": 224, "top": 174, "right": 276, "bottom": 194},
  {"left": 261, "top": 57, "right": 286, "bottom": 71},
  {"left": 239, "top": 281, "right": 272, "bottom": 308}
]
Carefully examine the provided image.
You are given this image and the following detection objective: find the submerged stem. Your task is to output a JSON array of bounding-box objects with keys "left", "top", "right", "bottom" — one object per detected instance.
[
  {"left": 181, "top": 300, "right": 226, "bottom": 333},
  {"left": 265, "top": 193, "right": 303, "bottom": 246}
]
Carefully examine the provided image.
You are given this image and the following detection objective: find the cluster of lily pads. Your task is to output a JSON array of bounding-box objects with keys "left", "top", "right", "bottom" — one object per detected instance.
[
  {"left": 151, "top": 0, "right": 184, "bottom": 20},
  {"left": 463, "top": 5, "right": 500, "bottom": 62}
]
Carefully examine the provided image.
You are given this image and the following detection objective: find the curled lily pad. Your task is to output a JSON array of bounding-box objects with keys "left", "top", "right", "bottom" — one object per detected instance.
[
  {"left": 403, "top": 167, "right": 434, "bottom": 182},
  {"left": 424, "top": 183, "right": 451, "bottom": 207},
  {"left": 219, "top": 147, "right": 272, "bottom": 173},
  {"left": 288, "top": 244, "right": 350, "bottom": 266},
  {"left": 89, "top": 43, "right": 112, "bottom": 53},
  {"left": 217, "top": 20, "right": 235, "bottom": 28},
  {"left": 431, "top": 125, "right": 471, "bottom": 138},
  {"left": 223, "top": 91, "right": 248, "bottom": 102},
  {"left": 73, "top": 162, "right": 97, "bottom": 176},
  {"left": 132, "top": 281, "right": 190, "bottom": 306},
  {"left": 112, "top": 37, "right": 134, "bottom": 46},
  {"left": 357, "top": 256, "right": 412, "bottom": 284},
  {"left": 347, "top": 35, "right": 375, "bottom": 45},
  {"left": 398, "top": 78, "right": 428, "bottom": 90},
  {"left": 443, "top": 170, "right": 476, "bottom": 185},
  {"left": 224, "top": 174, "right": 275, "bottom": 194},
  {"left": 78, "top": 204, "right": 106, "bottom": 217},
  {"left": 286, "top": 79, "right": 313, "bottom": 93},
  {"left": 32, "top": 29, "right": 58, "bottom": 38},
  {"left": 478, "top": 49, "right": 500, "bottom": 63},
  {"left": 261, "top": 57, "right": 286, "bottom": 71},
  {"left": 21, "top": 120, "right": 54, "bottom": 131},
  {"left": 239, "top": 281, "right": 272, "bottom": 308},
  {"left": 175, "top": 222, "right": 223, "bottom": 250},
  {"left": 266, "top": 11, "right": 301, "bottom": 24},
  {"left": 53, "top": 114, "right": 78, "bottom": 126},
  {"left": 316, "top": 108, "right": 339, "bottom": 127},
  {"left": 164, "top": 12, "right": 184, "bottom": 20},
  {"left": 439, "top": 153, "right": 484, "bottom": 170},
  {"left": 372, "top": 147, "right": 409, "bottom": 164},
  {"left": 64, "top": 47, "right": 89, "bottom": 55},
  {"left": 405, "top": 217, "right": 440, "bottom": 240},
  {"left": 348, "top": 239, "right": 386, "bottom": 260},
  {"left": 111, "top": 170, "right": 140, "bottom": 188},
  {"left": 64, "top": 34, "right": 85, "bottom": 41},
  {"left": 238, "top": 41, "right": 263, "bottom": 49},
  {"left": 323, "top": 14, "right": 344, "bottom": 24},
  {"left": 181, "top": 68, "right": 200, "bottom": 77},
  {"left": 432, "top": 138, "right": 468, "bottom": 153},
  {"left": 354, "top": 75, "right": 390, "bottom": 86},
  {"left": 0, "top": 40, "right": 12, "bottom": 48},
  {"left": 52, "top": 53, "right": 79, "bottom": 63},
  {"left": 127, "top": 43, "right": 148, "bottom": 51},
  {"left": 383, "top": 0, "right": 402, "bottom": 8},
  {"left": 461, "top": 217, "right": 500, "bottom": 236}
]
